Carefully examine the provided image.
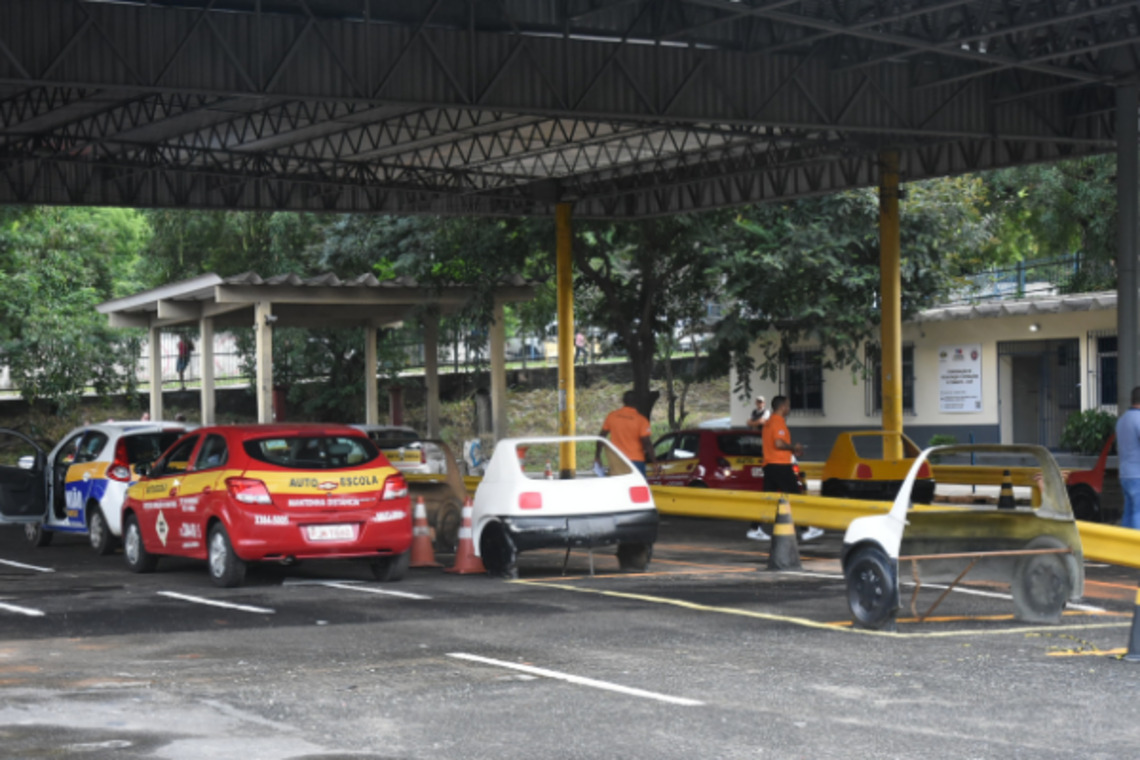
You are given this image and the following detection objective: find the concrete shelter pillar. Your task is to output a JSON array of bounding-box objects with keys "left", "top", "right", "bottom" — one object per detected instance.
[
  {"left": 1118, "top": 84, "right": 1140, "bottom": 412},
  {"left": 556, "top": 202, "right": 576, "bottom": 476},
  {"left": 879, "top": 150, "right": 904, "bottom": 460},
  {"left": 148, "top": 325, "right": 163, "bottom": 422},
  {"left": 254, "top": 301, "right": 274, "bottom": 423},
  {"left": 364, "top": 325, "right": 379, "bottom": 425},
  {"left": 490, "top": 298, "right": 508, "bottom": 441},
  {"left": 423, "top": 312, "right": 441, "bottom": 438},
  {"left": 199, "top": 317, "right": 215, "bottom": 425}
]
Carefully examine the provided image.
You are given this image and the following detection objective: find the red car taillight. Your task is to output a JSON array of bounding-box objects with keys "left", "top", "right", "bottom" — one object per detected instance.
[
  {"left": 630, "top": 485, "right": 651, "bottom": 503},
  {"left": 420, "top": 449, "right": 426, "bottom": 464},
  {"left": 227, "top": 477, "right": 273, "bottom": 505},
  {"left": 917, "top": 461, "right": 932, "bottom": 479},
  {"left": 855, "top": 463, "right": 873, "bottom": 479},
  {"left": 382, "top": 474, "right": 408, "bottom": 500},
  {"left": 108, "top": 439, "right": 132, "bottom": 482},
  {"left": 519, "top": 491, "right": 542, "bottom": 510}
]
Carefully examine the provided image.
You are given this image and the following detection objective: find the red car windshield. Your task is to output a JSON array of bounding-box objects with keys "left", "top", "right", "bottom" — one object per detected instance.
[
  {"left": 716, "top": 434, "right": 764, "bottom": 457},
  {"left": 243, "top": 435, "right": 380, "bottom": 469}
]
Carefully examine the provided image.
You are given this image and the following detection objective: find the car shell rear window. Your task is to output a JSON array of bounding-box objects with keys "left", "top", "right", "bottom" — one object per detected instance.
[{"left": 243, "top": 435, "right": 380, "bottom": 469}]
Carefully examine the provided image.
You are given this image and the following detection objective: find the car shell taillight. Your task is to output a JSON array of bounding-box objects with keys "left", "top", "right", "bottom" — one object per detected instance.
[
  {"left": 108, "top": 439, "right": 132, "bottom": 482},
  {"left": 227, "top": 477, "right": 273, "bottom": 505},
  {"left": 630, "top": 485, "right": 651, "bottom": 503},
  {"left": 519, "top": 491, "right": 542, "bottom": 510},
  {"left": 917, "top": 461, "right": 932, "bottom": 479},
  {"left": 382, "top": 474, "right": 408, "bottom": 500},
  {"left": 855, "top": 463, "right": 873, "bottom": 479}
]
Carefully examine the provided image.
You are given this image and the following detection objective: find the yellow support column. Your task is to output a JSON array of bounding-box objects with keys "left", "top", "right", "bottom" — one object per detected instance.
[
  {"left": 879, "top": 151, "right": 903, "bottom": 460},
  {"left": 556, "top": 202, "right": 576, "bottom": 477}
]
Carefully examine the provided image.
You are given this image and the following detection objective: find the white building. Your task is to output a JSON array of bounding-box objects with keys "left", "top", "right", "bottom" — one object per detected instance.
[{"left": 730, "top": 291, "right": 1119, "bottom": 453}]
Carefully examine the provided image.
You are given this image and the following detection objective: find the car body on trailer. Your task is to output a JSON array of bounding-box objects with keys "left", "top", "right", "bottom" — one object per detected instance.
[
  {"left": 0, "top": 422, "right": 186, "bottom": 554},
  {"left": 841, "top": 444, "right": 1083, "bottom": 630},
  {"left": 473, "top": 436, "right": 658, "bottom": 578},
  {"left": 352, "top": 424, "right": 441, "bottom": 475},
  {"left": 821, "top": 430, "right": 935, "bottom": 503},
  {"left": 120, "top": 424, "right": 413, "bottom": 587}
]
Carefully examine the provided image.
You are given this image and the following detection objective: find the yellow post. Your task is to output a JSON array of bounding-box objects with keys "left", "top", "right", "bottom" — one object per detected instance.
[
  {"left": 879, "top": 151, "right": 904, "bottom": 460},
  {"left": 556, "top": 202, "right": 576, "bottom": 477}
]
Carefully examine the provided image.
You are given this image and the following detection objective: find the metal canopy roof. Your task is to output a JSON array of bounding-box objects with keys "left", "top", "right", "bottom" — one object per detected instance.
[
  {"left": 2, "top": 0, "right": 1138, "bottom": 218},
  {"left": 96, "top": 271, "right": 537, "bottom": 330},
  {"left": 914, "top": 290, "right": 1118, "bottom": 323}
]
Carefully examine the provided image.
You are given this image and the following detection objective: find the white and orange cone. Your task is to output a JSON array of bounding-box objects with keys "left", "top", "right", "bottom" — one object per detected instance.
[
  {"left": 409, "top": 496, "right": 441, "bottom": 568},
  {"left": 445, "top": 496, "right": 486, "bottom": 575}
]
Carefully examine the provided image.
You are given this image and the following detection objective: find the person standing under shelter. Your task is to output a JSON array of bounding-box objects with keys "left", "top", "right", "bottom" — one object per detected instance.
[
  {"left": 1116, "top": 385, "right": 1140, "bottom": 529},
  {"left": 176, "top": 334, "right": 194, "bottom": 390},
  {"left": 595, "top": 390, "right": 656, "bottom": 476},
  {"left": 747, "top": 396, "right": 770, "bottom": 429},
  {"left": 747, "top": 395, "right": 823, "bottom": 542}
]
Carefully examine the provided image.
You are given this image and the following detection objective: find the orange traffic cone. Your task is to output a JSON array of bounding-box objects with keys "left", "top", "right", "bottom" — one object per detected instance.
[
  {"left": 409, "top": 497, "right": 441, "bottom": 568},
  {"left": 445, "top": 497, "right": 486, "bottom": 575},
  {"left": 544, "top": 461, "right": 553, "bottom": 479}
]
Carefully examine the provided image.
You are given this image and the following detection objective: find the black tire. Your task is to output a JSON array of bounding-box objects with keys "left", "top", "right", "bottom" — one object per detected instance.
[
  {"left": 24, "top": 522, "right": 52, "bottom": 547},
  {"left": 479, "top": 521, "right": 518, "bottom": 579},
  {"left": 88, "top": 505, "right": 115, "bottom": 556},
  {"left": 207, "top": 523, "right": 246, "bottom": 588},
  {"left": 844, "top": 545, "right": 898, "bottom": 630},
  {"left": 123, "top": 515, "right": 158, "bottom": 574},
  {"left": 434, "top": 502, "right": 462, "bottom": 554},
  {"left": 821, "top": 479, "right": 849, "bottom": 499},
  {"left": 1067, "top": 484, "right": 1101, "bottom": 523},
  {"left": 1012, "top": 539, "right": 1072, "bottom": 624},
  {"left": 371, "top": 551, "right": 410, "bottom": 582},
  {"left": 617, "top": 542, "right": 653, "bottom": 571}
]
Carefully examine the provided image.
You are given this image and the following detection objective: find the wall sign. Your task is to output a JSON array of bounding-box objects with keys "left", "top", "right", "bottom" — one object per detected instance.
[{"left": 939, "top": 344, "right": 982, "bottom": 413}]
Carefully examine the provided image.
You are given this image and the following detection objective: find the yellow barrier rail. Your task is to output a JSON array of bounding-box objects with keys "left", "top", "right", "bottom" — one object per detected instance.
[
  {"left": 650, "top": 485, "right": 1140, "bottom": 570},
  {"left": 797, "top": 461, "right": 1043, "bottom": 487},
  {"left": 411, "top": 473, "right": 1140, "bottom": 570}
]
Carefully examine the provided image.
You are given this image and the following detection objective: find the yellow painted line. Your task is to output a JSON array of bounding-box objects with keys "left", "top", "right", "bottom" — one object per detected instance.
[
  {"left": 826, "top": 610, "right": 1126, "bottom": 627},
  {"left": 1046, "top": 647, "right": 1127, "bottom": 658},
  {"left": 550, "top": 566, "right": 759, "bottom": 581},
  {"left": 1085, "top": 579, "right": 1140, "bottom": 592},
  {"left": 514, "top": 580, "right": 1133, "bottom": 639}
]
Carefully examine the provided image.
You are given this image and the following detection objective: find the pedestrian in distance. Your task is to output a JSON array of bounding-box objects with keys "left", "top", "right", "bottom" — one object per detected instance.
[
  {"left": 1117, "top": 385, "right": 1140, "bottom": 530},
  {"left": 176, "top": 334, "right": 194, "bottom": 390},
  {"left": 595, "top": 390, "right": 656, "bottom": 477},
  {"left": 574, "top": 331, "right": 587, "bottom": 364},
  {"left": 746, "top": 395, "right": 770, "bottom": 429},
  {"left": 746, "top": 395, "right": 824, "bottom": 543}
]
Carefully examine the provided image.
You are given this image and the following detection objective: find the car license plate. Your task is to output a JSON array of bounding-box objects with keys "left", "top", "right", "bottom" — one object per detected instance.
[
  {"left": 751, "top": 467, "right": 764, "bottom": 478},
  {"left": 306, "top": 524, "right": 356, "bottom": 542}
]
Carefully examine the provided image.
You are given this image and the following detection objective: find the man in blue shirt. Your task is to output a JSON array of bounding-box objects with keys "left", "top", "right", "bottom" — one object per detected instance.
[{"left": 1116, "top": 386, "right": 1140, "bottom": 529}]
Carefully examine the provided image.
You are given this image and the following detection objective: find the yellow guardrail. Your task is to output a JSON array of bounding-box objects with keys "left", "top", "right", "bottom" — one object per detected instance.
[
  {"left": 413, "top": 472, "right": 1140, "bottom": 570},
  {"left": 650, "top": 485, "right": 1140, "bottom": 570},
  {"left": 798, "top": 461, "right": 1042, "bottom": 487}
]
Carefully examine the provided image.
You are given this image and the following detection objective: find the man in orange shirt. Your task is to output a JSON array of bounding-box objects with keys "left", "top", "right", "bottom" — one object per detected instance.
[
  {"left": 595, "top": 390, "right": 655, "bottom": 476},
  {"left": 748, "top": 395, "right": 823, "bottom": 542}
]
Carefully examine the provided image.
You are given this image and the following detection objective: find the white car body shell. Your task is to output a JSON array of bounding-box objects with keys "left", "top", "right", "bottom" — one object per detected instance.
[{"left": 471, "top": 435, "right": 656, "bottom": 556}]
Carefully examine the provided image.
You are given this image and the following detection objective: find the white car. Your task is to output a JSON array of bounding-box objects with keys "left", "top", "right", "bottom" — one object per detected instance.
[
  {"left": 0, "top": 422, "right": 188, "bottom": 554},
  {"left": 472, "top": 436, "right": 659, "bottom": 578},
  {"left": 841, "top": 444, "right": 1083, "bottom": 630}
]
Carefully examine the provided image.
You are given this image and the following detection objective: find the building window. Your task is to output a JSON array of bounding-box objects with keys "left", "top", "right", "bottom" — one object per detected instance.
[
  {"left": 1097, "top": 334, "right": 1117, "bottom": 411},
  {"left": 868, "top": 345, "right": 915, "bottom": 416},
  {"left": 786, "top": 348, "right": 823, "bottom": 414}
]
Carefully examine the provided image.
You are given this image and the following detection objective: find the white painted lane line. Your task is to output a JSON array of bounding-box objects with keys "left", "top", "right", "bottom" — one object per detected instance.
[
  {"left": 0, "top": 558, "right": 54, "bottom": 573},
  {"left": 319, "top": 581, "right": 431, "bottom": 600},
  {"left": 447, "top": 653, "right": 704, "bottom": 707},
  {"left": 0, "top": 600, "right": 46, "bottom": 617},
  {"left": 157, "top": 591, "right": 275, "bottom": 615}
]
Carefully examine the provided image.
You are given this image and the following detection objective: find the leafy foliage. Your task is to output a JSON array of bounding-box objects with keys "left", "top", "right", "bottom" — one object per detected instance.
[{"left": 1060, "top": 409, "right": 1117, "bottom": 455}]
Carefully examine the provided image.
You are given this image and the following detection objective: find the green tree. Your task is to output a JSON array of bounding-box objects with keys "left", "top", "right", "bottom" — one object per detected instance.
[
  {"left": 710, "top": 177, "right": 994, "bottom": 399},
  {"left": 0, "top": 206, "right": 150, "bottom": 411}
]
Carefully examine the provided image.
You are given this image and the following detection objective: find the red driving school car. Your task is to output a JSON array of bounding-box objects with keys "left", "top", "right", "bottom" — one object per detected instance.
[
  {"left": 648, "top": 428, "right": 803, "bottom": 491},
  {"left": 121, "top": 424, "right": 413, "bottom": 587}
]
